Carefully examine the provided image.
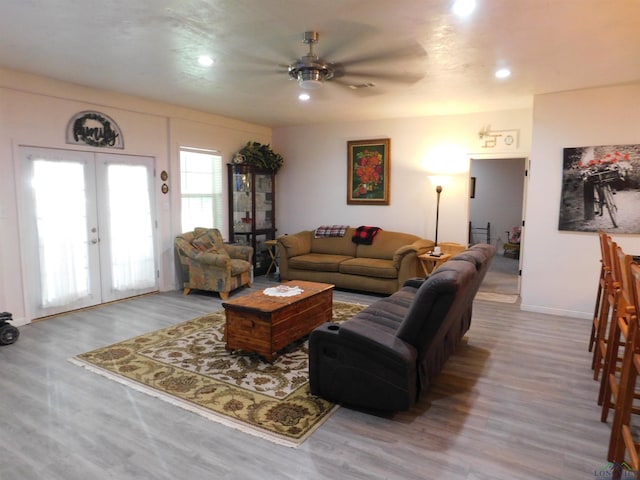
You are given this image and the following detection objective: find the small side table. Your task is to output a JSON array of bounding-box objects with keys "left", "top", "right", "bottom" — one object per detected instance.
[
  {"left": 503, "top": 242, "right": 520, "bottom": 259},
  {"left": 418, "top": 252, "right": 452, "bottom": 276},
  {"left": 264, "top": 239, "right": 278, "bottom": 276}
]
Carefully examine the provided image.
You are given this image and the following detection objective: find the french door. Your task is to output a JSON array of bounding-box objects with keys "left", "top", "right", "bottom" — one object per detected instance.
[{"left": 19, "top": 147, "right": 158, "bottom": 319}]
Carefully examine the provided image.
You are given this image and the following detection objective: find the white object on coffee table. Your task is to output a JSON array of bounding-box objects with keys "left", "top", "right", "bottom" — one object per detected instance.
[{"left": 263, "top": 285, "right": 304, "bottom": 297}]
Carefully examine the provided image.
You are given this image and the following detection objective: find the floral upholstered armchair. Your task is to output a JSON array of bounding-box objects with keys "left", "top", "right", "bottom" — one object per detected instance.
[{"left": 175, "top": 228, "right": 253, "bottom": 300}]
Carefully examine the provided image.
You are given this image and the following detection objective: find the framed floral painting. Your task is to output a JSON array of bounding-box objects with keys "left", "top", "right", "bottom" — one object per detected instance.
[
  {"left": 558, "top": 144, "right": 640, "bottom": 233},
  {"left": 347, "top": 138, "right": 391, "bottom": 205}
]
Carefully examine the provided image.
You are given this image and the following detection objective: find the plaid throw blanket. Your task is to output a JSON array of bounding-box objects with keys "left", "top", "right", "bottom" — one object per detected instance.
[
  {"left": 352, "top": 226, "right": 382, "bottom": 245},
  {"left": 314, "top": 225, "right": 349, "bottom": 238}
]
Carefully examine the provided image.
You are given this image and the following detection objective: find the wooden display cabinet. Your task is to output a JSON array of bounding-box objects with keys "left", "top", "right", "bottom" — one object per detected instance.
[{"left": 227, "top": 163, "right": 276, "bottom": 276}]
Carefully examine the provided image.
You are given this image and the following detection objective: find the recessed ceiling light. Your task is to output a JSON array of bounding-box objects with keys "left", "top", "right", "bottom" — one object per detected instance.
[
  {"left": 198, "top": 55, "right": 214, "bottom": 67},
  {"left": 495, "top": 68, "right": 511, "bottom": 79},
  {"left": 452, "top": 0, "right": 476, "bottom": 17},
  {"left": 298, "top": 93, "right": 310, "bottom": 101}
]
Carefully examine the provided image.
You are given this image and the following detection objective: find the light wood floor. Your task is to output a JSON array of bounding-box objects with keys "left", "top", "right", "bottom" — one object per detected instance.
[
  {"left": 480, "top": 253, "right": 520, "bottom": 295},
  {"left": 0, "top": 276, "right": 611, "bottom": 480}
]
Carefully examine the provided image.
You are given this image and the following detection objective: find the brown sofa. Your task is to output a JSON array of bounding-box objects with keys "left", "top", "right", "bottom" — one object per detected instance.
[
  {"left": 276, "top": 228, "right": 434, "bottom": 295},
  {"left": 308, "top": 244, "right": 496, "bottom": 411}
]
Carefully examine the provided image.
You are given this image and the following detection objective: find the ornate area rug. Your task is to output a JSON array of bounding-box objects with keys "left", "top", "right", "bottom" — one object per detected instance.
[{"left": 70, "top": 301, "right": 365, "bottom": 447}]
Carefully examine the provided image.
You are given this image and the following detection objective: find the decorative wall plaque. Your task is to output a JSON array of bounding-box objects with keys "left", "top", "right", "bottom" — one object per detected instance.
[
  {"left": 477, "top": 127, "right": 519, "bottom": 152},
  {"left": 66, "top": 111, "right": 124, "bottom": 149}
]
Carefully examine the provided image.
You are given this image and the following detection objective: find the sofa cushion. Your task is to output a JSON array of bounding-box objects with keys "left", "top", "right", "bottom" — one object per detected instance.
[
  {"left": 229, "top": 258, "right": 251, "bottom": 275},
  {"left": 310, "top": 228, "right": 357, "bottom": 256},
  {"left": 339, "top": 257, "right": 397, "bottom": 279},
  {"left": 355, "top": 230, "right": 420, "bottom": 260},
  {"left": 289, "top": 253, "right": 353, "bottom": 272},
  {"left": 446, "top": 250, "right": 485, "bottom": 270},
  {"left": 191, "top": 231, "right": 214, "bottom": 250},
  {"left": 352, "top": 226, "right": 381, "bottom": 245},
  {"left": 396, "top": 261, "right": 475, "bottom": 351},
  {"left": 207, "top": 246, "right": 229, "bottom": 257},
  {"left": 343, "top": 287, "right": 416, "bottom": 332},
  {"left": 278, "top": 232, "right": 312, "bottom": 258},
  {"left": 470, "top": 243, "right": 496, "bottom": 259},
  {"left": 191, "top": 230, "right": 229, "bottom": 257},
  {"left": 314, "top": 225, "right": 349, "bottom": 238}
]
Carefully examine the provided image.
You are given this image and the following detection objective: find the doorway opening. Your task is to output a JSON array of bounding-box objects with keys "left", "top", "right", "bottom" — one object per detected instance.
[{"left": 469, "top": 157, "right": 527, "bottom": 295}]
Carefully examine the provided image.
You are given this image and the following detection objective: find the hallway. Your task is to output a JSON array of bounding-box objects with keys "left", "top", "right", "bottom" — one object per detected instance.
[{"left": 480, "top": 253, "right": 520, "bottom": 295}]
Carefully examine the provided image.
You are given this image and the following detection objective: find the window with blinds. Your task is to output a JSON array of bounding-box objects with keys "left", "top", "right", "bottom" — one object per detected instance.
[{"left": 179, "top": 147, "right": 224, "bottom": 232}]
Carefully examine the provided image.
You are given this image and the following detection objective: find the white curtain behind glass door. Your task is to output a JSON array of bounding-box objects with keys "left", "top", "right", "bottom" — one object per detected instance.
[
  {"left": 33, "top": 160, "right": 90, "bottom": 307},
  {"left": 106, "top": 164, "right": 156, "bottom": 291}
]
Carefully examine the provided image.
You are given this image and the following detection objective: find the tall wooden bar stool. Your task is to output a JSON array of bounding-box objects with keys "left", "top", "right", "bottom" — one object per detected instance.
[
  {"left": 592, "top": 231, "right": 614, "bottom": 378},
  {"left": 590, "top": 231, "right": 611, "bottom": 354},
  {"left": 597, "top": 235, "right": 622, "bottom": 404},
  {"left": 607, "top": 261, "right": 640, "bottom": 469},
  {"left": 601, "top": 246, "right": 637, "bottom": 422}
]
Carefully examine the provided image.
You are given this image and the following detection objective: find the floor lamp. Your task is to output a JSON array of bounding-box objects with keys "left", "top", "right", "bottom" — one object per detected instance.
[{"left": 434, "top": 185, "right": 442, "bottom": 246}]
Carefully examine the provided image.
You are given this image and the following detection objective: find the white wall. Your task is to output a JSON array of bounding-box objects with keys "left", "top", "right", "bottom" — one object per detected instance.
[
  {"left": 521, "top": 83, "right": 640, "bottom": 318},
  {"left": 272, "top": 110, "right": 533, "bottom": 244},
  {"left": 0, "top": 68, "right": 271, "bottom": 325}
]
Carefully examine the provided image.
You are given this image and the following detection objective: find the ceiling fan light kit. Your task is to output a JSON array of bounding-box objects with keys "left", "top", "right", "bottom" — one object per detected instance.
[
  {"left": 288, "top": 31, "right": 335, "bottom": 89},
  {"left": 294, "top": 69, "right": 326, "bottom": 89},
  {"left": 283, "top": 30, "right": 426, "bottom": 95}
]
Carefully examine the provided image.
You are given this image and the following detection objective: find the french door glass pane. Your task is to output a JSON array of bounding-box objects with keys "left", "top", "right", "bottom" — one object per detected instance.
[
  {"left": 107, "top": 164, "right": 156, "bottom": 291},
  {"left": 33, "top": 160, "right": 90, "bottom": 307},
  {"left": 21, "top": 148, "right": 158, "bottom": 320}
]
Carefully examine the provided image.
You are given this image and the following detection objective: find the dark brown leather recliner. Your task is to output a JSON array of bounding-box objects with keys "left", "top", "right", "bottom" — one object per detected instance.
[{"left": 308, "top": 244, "right": 496, "bottom": 411}]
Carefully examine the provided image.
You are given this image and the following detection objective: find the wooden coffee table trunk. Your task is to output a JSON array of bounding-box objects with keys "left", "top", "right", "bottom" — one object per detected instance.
[{"left": 221, "top": 280, "right": 334, "bottom": 362}]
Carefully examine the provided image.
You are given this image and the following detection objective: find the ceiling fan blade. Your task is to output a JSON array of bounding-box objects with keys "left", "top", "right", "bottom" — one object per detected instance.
[
  {"left": 311, "top": 22, "right": 378, "bottom": 60},
  {"left": 333, "top": 68, "right": 424, "bottom": 85},
  {"left": 235, "top": 63, "right": 289, "bottom": 77},
  {"left": 227, "top": 31, "right": 301, "bottom": 71},
  {"left": 330, "top": 78, "right": 383, "bottom": 96},
  {"left": 233, "top": 51, "right": 289, "bottom": 68},
  {"left": 336, "top": 43, "right": 427, "bottom": 68}
]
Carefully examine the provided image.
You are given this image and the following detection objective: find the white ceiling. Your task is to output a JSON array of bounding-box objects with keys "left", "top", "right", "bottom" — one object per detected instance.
[{"left": 1, "top": 0, "right": 639, "bottom": 127}]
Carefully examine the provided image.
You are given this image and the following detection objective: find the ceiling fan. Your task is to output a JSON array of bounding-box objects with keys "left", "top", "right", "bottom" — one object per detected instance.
[
  {"left": 286, "top": 31, "right": 425, "bottom": 91},
  {"left": 287, "top": 31, "right": 334, "bottom": 89}
]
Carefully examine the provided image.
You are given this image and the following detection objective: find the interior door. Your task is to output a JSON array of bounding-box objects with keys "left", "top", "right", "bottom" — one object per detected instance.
[{"left": 19, "top": 147, "right": 158, "bottom": 319}]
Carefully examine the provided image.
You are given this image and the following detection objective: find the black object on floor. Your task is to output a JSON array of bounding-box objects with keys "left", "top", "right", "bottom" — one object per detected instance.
[{"left": 0, "top": 312, "right": 19, "bottom": 345}]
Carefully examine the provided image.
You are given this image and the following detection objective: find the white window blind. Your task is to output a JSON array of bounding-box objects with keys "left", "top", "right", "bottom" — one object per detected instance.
[{"left": 179, "top": 147, "right": 223, "bottom": 232}]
